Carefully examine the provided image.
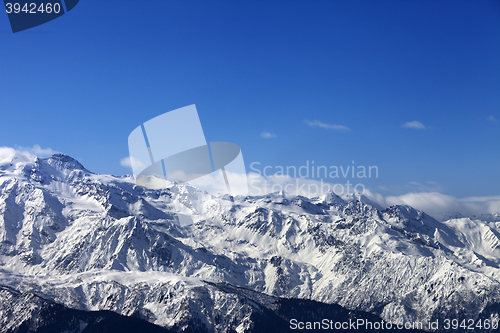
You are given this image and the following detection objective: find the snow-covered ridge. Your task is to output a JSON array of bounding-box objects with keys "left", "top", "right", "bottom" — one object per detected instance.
[{"left": 1, "top": 151, "right": 500, "bottom": 331}]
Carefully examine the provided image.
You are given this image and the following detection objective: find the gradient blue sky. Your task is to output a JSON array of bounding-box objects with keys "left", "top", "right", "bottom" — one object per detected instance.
[{"left": 1, "top": 0, "right": 499, "bottom": 197}]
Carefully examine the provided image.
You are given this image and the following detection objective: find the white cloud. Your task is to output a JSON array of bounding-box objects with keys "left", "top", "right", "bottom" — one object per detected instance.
[
  {"left": 0, "top": 147, "right": 27, "bottom": 165},
  {"left": 30, "top": 145, "right": 59, "bottom": 157},
  {"left": 402, "top": 121, "right": 427, "bottom": 129},
  {"left": 242, "top": 172, "right": 500, "bottom": 219},
  {"left": 363, "top": 191, "right": 500, "bottom": 220},
  {"left": 260, "top": 131, "right": 277, "bottom": 139},
  {"left": 305, "top": 120, "right": 351, "bottom": 131},
  {"left": 378, "top": 181, "right": 444, "bottom": 194},
  {"left": 246, "top": 173, "right": 352, "bottom": 197},
  {"left": 0, "top": 146, "right": 40, "bottom": 167},
  {"left": 186, "top": 170, "right": 250, "bottom": 196},
  {"left": 15, "top": 144, "right": 59, "bottom": 157},
  {"left": 120, "top": 156, "right": 146, "bottom": 172},
  {"left": 385, "top": 192, "right": 463, "bottom": 217},
  {"left": 488, "top": 115, "right": 498, "bottom": 122},
  {"left": 120, "top": 157, "right": 132, "bottom": 168}
]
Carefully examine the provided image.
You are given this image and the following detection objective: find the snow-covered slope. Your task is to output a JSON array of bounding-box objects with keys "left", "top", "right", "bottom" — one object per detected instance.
[{"left": 0, "top": 152, "right": 499, "bottom": 331}]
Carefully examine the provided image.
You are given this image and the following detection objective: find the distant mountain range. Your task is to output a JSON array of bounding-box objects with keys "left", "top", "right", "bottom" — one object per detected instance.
[{"left": 1, "top": 152, "right": 499, "bottom": 332}]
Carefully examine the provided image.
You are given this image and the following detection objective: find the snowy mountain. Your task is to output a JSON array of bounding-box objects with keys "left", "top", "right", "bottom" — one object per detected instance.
[{"left": 1, "top": 152, "right": 499, "bottom": 332}]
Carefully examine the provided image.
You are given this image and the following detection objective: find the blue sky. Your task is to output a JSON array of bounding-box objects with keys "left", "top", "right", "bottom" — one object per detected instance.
[{"left": 0, "top": 0, "right": 499, "bottom": 198}]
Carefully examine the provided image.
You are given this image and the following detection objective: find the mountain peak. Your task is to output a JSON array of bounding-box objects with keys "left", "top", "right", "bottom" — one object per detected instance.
[
  {"left": 323, "top": 190, "right": 346, "bottom": 206},
  {"left": 43, "top": 153, "right": 87, "bottom": 172}
]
